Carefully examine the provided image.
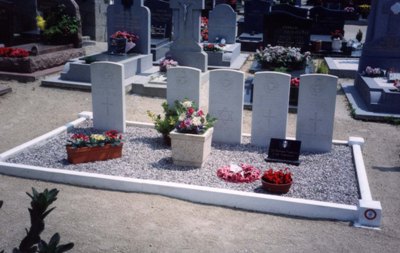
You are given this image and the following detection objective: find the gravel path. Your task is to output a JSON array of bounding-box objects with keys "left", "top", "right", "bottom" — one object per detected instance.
[{"left": 6, "top": 120, "right": 359, "bottom": 205}]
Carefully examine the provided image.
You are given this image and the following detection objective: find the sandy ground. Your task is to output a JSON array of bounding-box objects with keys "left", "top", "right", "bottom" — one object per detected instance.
[{"left": 1, "top": 37, "right": 400, "bottom": 251}]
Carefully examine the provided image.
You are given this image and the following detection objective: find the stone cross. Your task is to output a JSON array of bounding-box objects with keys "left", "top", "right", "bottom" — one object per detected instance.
[{"left": 169, "top": 0, "right": 207, "bottom": 71}]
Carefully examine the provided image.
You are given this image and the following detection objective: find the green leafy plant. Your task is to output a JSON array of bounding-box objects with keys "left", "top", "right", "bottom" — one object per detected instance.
[
  {"left": 147, "top": 101, "right": 179, "bottom": 137},
  {"left": 0, "top": 188, "right": 74, "bottom": 253},
  {"left": 42, "top": 4, "right": 79, "bottom": 44},
  {"left": 316, "top": 61, "right": 329, "bottom": 74}
]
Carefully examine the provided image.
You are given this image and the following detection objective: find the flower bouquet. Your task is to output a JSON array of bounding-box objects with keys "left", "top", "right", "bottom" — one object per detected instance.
[
  {"left": 261, "top": 168, "right": 293, "bottom": 194},
  {"left": 331, "top": 30, "right": 344, "bottom": 40},
  {"left": 159, "top": 57, "right": 178, "bottom": 73},
  {"left": 170, "top": 99, "right": 217, "bottom": 167},
  {"left": 203, "top": 43, "right": 224, "bottom": 52},
  {"left": 109, "top": 30, "right": 139, "bottom": 55},
  {"left": 217, "top": 163, "right": 261, "bottom": 183},
  {"left": 362, "top": 66, "right": 385, "bottom": 78},
  {"left": 0, "top": 48, "right": 30, "bottom": 58},
  {"left": 66, "top": 130, "right": 123, "bottom": 164}
]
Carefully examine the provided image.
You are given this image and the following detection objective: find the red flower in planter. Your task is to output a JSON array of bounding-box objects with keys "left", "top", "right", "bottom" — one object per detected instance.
[
  {"left": 262, "top": 168, "right": 292, "bottom": 184},
  {"left": 0, "top": 47, "right": 29, "bottom": 58}
]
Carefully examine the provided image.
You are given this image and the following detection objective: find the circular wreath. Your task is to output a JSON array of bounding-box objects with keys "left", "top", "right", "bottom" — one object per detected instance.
[{"left": 217, "top": 164, "right": 261, "bottom": 183}]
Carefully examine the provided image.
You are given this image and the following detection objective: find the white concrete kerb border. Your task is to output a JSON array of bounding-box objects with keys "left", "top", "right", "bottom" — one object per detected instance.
[{"left": 0, "top": 113, "right": 382, "bottom": 228}]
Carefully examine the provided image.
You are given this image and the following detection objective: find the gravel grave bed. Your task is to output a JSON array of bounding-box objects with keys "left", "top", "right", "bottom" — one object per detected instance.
[{"left": 6, "top": 121, "right": 360, "bottom": 205}]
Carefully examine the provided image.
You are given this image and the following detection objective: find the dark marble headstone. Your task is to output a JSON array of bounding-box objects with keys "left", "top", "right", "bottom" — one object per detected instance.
[
  {"left": 244, "top": 0, "right": 271, "bottom": 34},
  {"left": 271, "top": 3, "right": 308, "bottom": 18},
  {"left": 107, "top": 0, "right": 150, "bottom": 54},
  {"left": 263, "top": 11, "right": 312, "bottom": 51},
  {"left": 0, "top": 0, "right": 15, "bottom": 46},
  {"left": 309, "top": 6, "right": 346, "bottom": 35},
  {"left": 145, "top": 0, "right": 172, "bottom": 39}
]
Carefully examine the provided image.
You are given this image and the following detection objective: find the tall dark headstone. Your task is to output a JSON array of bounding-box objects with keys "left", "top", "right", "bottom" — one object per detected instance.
[
  {"left": 145, "top": 0, "right": 173, "bottom": 39},
  {"left": 309, "top": 6, "right": 346, "bottom": 35},
  {"left": 107, "top": 0, "right": 151, "bottom": 54},
  {"left": 263, "top": 11, "right": 312, "bottom": 51},
  {"left": 244, "top": 0, "right": 271, "bottom": 34},
  {"left": 271, "top": 3, "right": 308, "bottom": 18},
  {"left": 0, "top": 0, "right": 15, "bottom": 46}
]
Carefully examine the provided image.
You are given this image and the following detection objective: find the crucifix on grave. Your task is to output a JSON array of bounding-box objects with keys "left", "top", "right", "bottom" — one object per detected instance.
[{"left": 168, "top": 0, "right": 207, "bottom": 72}]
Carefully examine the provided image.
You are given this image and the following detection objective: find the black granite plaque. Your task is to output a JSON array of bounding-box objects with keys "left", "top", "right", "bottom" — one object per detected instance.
[
  {"left": 263, "top": 11, "right": 312, "bottom": 51},
  {"left": 309, "top": 6, "right": 346, "bottom": 35},
  {"left": 265, "top": 138, "right": 301, "bottom": 165}
]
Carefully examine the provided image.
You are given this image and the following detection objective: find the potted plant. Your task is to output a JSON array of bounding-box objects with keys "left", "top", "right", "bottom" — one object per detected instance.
[
  {"left": 66, "top": 130, "right": 123, "bottom": 164},
  {"left": 261, "top": 168, "right": 293, "bottom": 194},
  {"left": 331, "top": 30, "right": 344, "bottom": 52},
  {"left": 108, "top": 30, "right": 139, "bottom": 55},
  {"left": 147, "top": 101, "right": 179, "bottom": 146},
  {"left": 169, "top": 99, "right": 216, "bottom": 167}
]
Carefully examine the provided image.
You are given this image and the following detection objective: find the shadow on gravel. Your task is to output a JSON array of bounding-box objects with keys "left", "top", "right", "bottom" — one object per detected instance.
[{"left": 150, "top": 157, "right": 199, "bottom": 172}]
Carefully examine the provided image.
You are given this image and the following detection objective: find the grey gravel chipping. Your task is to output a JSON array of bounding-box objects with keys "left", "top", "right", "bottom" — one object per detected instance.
[{"left": 6, "top": 120, "right": 360, "bottom": 205}]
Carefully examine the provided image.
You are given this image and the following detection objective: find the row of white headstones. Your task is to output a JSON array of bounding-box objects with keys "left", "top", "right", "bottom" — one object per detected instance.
[{"left": 91, "top": 62, "right": 337, "bottom": 153}]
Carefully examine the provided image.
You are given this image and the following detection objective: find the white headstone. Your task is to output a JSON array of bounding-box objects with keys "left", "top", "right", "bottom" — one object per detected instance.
[
  {"left": 251, "top": 72, "right": 290, "bottom": 147},
  {"left": 209, "top": 69, "right": 244, "bottom": 144},
  {"left": 296, "top": 74, "right": 337, "bottom": 152},
  {"left": 91, "top": 62, "right": 126, "bottom": 133},
  {"left": 167, "top": 67, "right": 207, "bottom": 110}
]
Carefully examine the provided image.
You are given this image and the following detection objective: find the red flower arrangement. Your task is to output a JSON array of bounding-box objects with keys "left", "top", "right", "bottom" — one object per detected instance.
[
  {"left": 67, "top": 130, "right": 122, "bottom": 148},
  {"left": 201, "top": 16, "right": 208, "bottom": 41},
  {"left": 262, "top": 168, "right": 292, "bottom": 185},
  {"left": 0, "top": 47, "right": 30, "bottom": 58},
  {"left": 217, "top": 163, "right": 261, "bottom": 183},
  {"left": 110, "top": 31, "right": 139, "bottom": 43},
  {"left": 290, "top": 77, "right": 300, "bottom": 88}
]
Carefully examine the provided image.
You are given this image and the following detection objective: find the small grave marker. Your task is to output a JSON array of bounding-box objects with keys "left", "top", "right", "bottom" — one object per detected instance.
[{"left": 265, "top": 138, "right": 302, "bottom": 165}]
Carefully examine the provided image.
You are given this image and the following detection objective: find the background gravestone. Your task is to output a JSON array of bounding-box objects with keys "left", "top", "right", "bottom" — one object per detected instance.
[
  {"left": 208, "top": 4, "right": 236, "bottom": 43},
  {"left": 358, "top": 0, "right": 400, "bottom": 71},
  {"left": 271, "top": 3, "right": 308, "bottom": 18},
  {"left": 107, "top": 0, "right": 151, "bottom": 55},
  {"left": 296, "top": 74, "right": 337, "bottom": 152},
  {"left": 243, "top": 0, "right": 271, "bottom": 34},
  {"left": 309, "top": 6, "right": 346, "bottom": 35},
  {"left": 145, "top": 0, "right": 173, "bottom": 39},
  {"left": 0, "top": 0, "right": 15, "bottom": 46},
  {"left": 169, "top": 0, "right": 207, "bottom": 72},
  {"left": 263, "top": 11, "right": 312, "bottom": 51},
  {"left": 91, "top": 62, "right": 126, "bottom": 133},
  {"left": 209, "top": 70, "right": 244, "bottom": 144},
  {"left": 251, "top": 72, "right": 290, "bottom": 148},
  {"left": 202, "top": 0, "right": 215, "bottom": 17}
]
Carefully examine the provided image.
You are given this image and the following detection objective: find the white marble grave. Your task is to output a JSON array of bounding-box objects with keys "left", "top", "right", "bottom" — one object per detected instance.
[
  {"left": 209, "top": 69, "right": 244, "bottom": 144},
  {"left": 91, "top": 62, "right": 126, "bottom": 133},
  {"left": 167, "top": 66, "right": 209, "bottom": 111},
  {"left": 251, "top": 72, "right": 290, "bottom": 147},
  {"left": 296, "top": 74, "right": 338, "bottom": 152}
]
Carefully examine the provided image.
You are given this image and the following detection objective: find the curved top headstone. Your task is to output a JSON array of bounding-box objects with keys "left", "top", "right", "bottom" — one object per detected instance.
[
  {"left": 107, "top": 0, "right": 151, "bottom": 54},
  {"left": 208, "top": 4, "right": 237, "bottom": 43}
]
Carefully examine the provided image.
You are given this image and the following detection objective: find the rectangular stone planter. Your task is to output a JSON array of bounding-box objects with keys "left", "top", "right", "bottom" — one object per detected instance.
[
  {"left": 170, "top": 127, "right": 213, "bottom": 167},
  {"left": 66, "top": 144, "right": 123, "bottom": 164}
]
